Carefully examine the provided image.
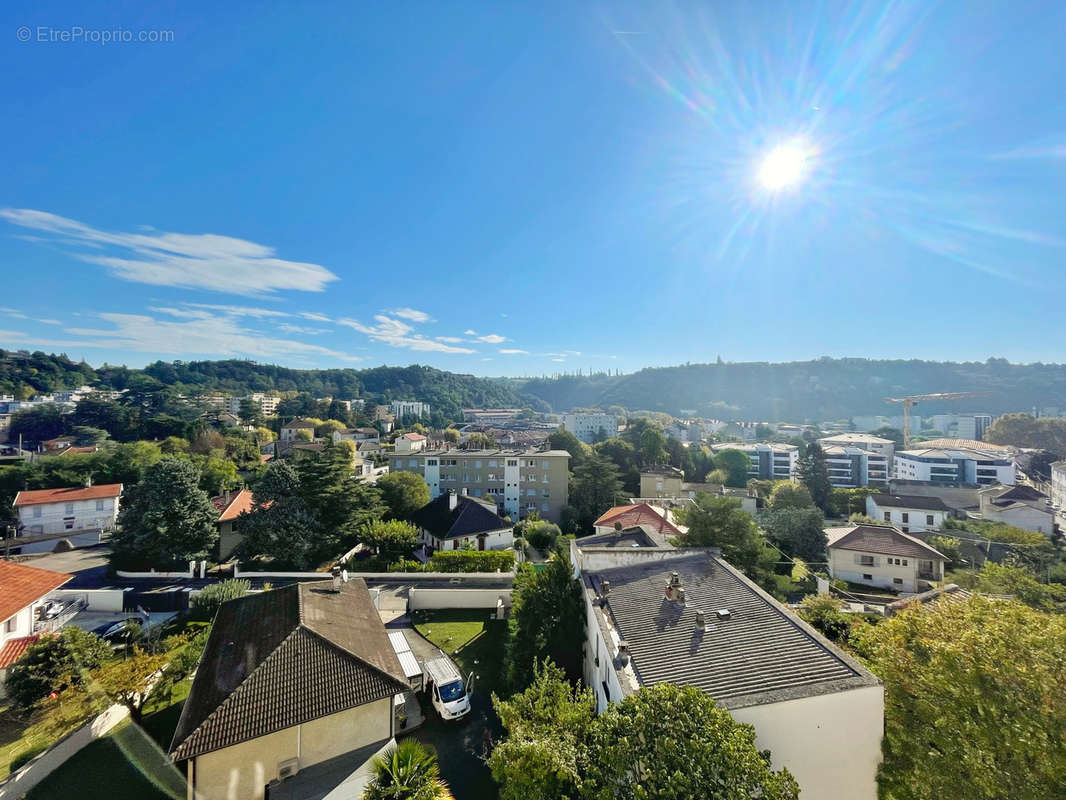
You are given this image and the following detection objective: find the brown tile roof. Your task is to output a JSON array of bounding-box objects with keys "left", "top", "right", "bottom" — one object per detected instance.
[
  {"left": 594, "top": 503, "right": 684, "bottom": 537},
  {"left": 13, "top": 483, "right": 122, "bottom": 507},
  {"left": 216, "top": 489, "right": 255, "bottom": 522},
  {"left": 282, "top": 418, "right": 317, "bottom": 429},
  {"left": 0, "top": 635, "right": 40, "bottom": 669},
  {"left": 59, "top": 446, "right": 98, "bottom": 455},
  {"left": 0, "top": 561, "right": 72, "bottom": 623},
  {"left": 170, "top": 579, "right": 407, "bottom": 762},
  {"left": 827, "top": 524, "right": 947, "bottom": 561},
  {"left": 401, "top": 433, "right": 427, "bottom": 441},
  {"left": 884, "top": 584, "right": 973, "bottom": 616}
]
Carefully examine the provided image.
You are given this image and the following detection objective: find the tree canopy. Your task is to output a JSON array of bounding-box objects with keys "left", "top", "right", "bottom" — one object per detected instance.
[{"left": 377, "top": 470, "right": 431, "bottom": 521}]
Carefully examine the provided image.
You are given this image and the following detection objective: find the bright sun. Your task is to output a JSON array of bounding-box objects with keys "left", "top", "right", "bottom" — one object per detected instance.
[{"left": 757, "top": 142, "right": 811, "bottom": 191}]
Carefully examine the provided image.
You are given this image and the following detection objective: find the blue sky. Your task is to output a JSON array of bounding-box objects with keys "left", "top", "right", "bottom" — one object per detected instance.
[{"left": 3, "top": 0, "right": 1066, "bottom": 376}]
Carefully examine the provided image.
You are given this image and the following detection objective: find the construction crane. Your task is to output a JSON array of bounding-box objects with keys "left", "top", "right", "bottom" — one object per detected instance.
[{"left": 884, "top": 392, "right": 983, "bottom": 448}]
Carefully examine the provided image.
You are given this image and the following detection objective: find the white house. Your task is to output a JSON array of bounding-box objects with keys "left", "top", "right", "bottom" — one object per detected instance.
[
  {"left": 279, "top": 417, "right": 316, "bottom": 444},
  {"left": 893, "top": 447, "right": 1015, "bottom": 486},
  {"left": 409, "top": 491, "right": 514, "bottom": 551},
  {"left": 0, "top": 561, "right": 73, "bottom": 695},
  {"left": 826, "top": 524, "right": 947, "bottom": 593},
  {"left": 975, "top": 484, "right": 1056, "bottom": 534},
  {"left": 866, "top": 493, "right": 950, "bottom": 533},
  {"left": 560, "top": 413, "right": 618, "bottom": 444},
  {"left": 333, "top": 427, "right": 380, "bottom": 446},
  {"left": 13, "top": 483, "right": 122, "bottom": 553},
  {"left": 394, "top": 432, "right": 427, "bottom": 454},
  {"left": 572, "top": 544, "right": 884, "bottom": 800}
]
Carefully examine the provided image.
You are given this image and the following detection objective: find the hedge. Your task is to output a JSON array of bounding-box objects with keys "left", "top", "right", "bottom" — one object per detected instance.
[{"left": 428, "top": 550, "right": 515, "bottom": 573}]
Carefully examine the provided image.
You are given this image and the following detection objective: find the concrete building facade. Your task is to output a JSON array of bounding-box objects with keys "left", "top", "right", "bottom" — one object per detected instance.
[
  {"left": 711, "top": 442, "right": 797, "bottom": 480},
  {"left": 893, "top": 447, "right": 1015, "bottom": 486},
  {"left": 560, "top": 413, "right": 617, "bottom": 443}
]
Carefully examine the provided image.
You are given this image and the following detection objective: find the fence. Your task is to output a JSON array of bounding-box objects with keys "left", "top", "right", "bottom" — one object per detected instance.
[{"left": 408, "top": 587, "right": 513, "bottom": 610}]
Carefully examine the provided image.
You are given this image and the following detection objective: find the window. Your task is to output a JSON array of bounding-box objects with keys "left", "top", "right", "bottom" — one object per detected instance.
[
  {"left": 926, "top": 515, "right": 934, "bottom": 525},
  {"left": 893, "top": 577, "right": 903, "bottom": 585},
  {"left": 859, "top": 554, "right": 875, "bottom": 566},
  {"left": 65, "top": 503, "right": 74, "bottom": 514},
  {"left": 542, "top": 489, "right": 549, "bottom": 497},
  {"left": 901, "top": 526, "right": 909, "bottom": 533},
  {"left": 427, "top": 459, "right": 438, "bottom": 466},
  {"left": 902, "top": 559, "right": 908, "bottom": 566},
  {"left": 474, "top": 460, "right": 482, "bottom": 469},
  {"left": 488, "top": 460, "right": 497, "bottom": 467},
  {"left": 4, "top": 617, "right": 15, "bottom": 633},
  {"left": 96, "top": 500, "right": 105, "bottom": 511},
  {"left": 901, "top": 512, "right": 909, "bottom": 523},
  {"left": 862, "top": 573, "right": 873, "bottom": 581},
  {"left": 65, "top": 520, "right": 74, "bottom": 530},
  {"left": 507, "top": 459, "right": 518, "bottom": 467},
  {"left": 527, "top": 489, "right": 536, "bottom": 496},
  {"left": 33, "top": 506, "right": 42, "bottom": 518},
  {"left": 541, "top": 460, "right": 549, "bottom": 469},
  {"left": 883, "top": 511, "right": 891, "bottom": 522},
  {"left": 541, "top": 503, "right": 550, "bottom": 512}
]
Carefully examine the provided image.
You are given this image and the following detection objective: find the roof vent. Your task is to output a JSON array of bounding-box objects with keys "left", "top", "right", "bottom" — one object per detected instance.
[
  {"left": 664, "top": 570, "right": 684, "bottom": 602},
  {"left": 599, "top": 579, "right": 611, "bottom": 605},
  {"left": 331, "top": 566, "right": 343, "bottom": 591},
  {"left": 695, "top": 609, "right": 706, "bottom": 630},
  {"left": 716, "top": 608, "right": 731, "bottom": 621},
  {"left": 675, "top": 587, "right": 687, "bottom": 605},
  {"left": 617, "top": 640, "right": 630, "bottom": 666}
]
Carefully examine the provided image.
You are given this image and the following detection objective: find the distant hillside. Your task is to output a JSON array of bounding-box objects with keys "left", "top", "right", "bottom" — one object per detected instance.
[
  {"left": 4, "top": 351, "right": 1064, "bottom": 422},
  {"left": 517, "top": 358, "right": 1066, "bottom": 420}
]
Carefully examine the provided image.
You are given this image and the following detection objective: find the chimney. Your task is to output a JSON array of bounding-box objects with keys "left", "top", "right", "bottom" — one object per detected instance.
[
  {"left": 665, "top": 570, "right": 683, "bottom": 602},
  {"left": 617, "top": 640, "right": 630, "bottom": 666},
  {"left": 599, "top": 579, "right": 611, "bottom": 606},
  {"left": 695, "top": 609, "right": 706, "bottom": 630},
  {"left": 331, "top": 566, "right": 343, "bottom": 591},
  {"left": 448, "top": 489, "right": 458, "bottom": 510}
]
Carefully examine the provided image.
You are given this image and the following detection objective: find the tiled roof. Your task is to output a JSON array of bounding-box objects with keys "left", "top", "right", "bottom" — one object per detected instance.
[
  {"left": 826, "top": 525, "right": 947, "bottom": 561},
  {"left": 13, "top": 483, "right": 122, "bottom": 507},
  {"left": 869, "top": 493, "right": 951, "bottom": 511},
  {"left": 282, "top": 418, "right": 317, "bottom": 429},
  {"left": 587, "top": 552, "right": 877, "bottom": 708},
  {"left": 401, "top": 433, "right": 427, "bottom": 441},
  {"left": 217, "top": 489, "right": 255, "bottom": 522},
  {"left": 0, "top": 562, "right": 72, "bottom": 623},
  {"left": 594, "top": 504, "right": 684, "bottom": 537},
  {"left": 0, "top": 635, "right": 40, "bottom": 669},
  {"left": 885, "top": 584, "right": 973, "bottom": 616},
  {"left": 171, "top": 579, "right": 407, "bottom": 762},
  {"left": 411, "top": 494, "right": 511, "bottom": 539}
]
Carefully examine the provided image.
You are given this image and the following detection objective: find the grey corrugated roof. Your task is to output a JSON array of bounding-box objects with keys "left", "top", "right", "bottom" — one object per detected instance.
[
  {"left": 170, "top": 579, "right": 407, "bottom": 762},
  {"left": 588, "top": 552, "right": 878, "bottom": 708},
  {"left": 870, "top": 493, "right": 951, "bottom": 511},
  {"left": 827, "top": 525, "right": 947, "bottom": 561}
]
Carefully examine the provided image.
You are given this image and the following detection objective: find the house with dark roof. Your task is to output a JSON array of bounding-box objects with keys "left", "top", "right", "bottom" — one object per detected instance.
[
  {"left": 170, "top": 578, "right": 408, "bottom": 800},
  {"left": 410, "top": 490, "right": 514, "bottom": 551},
  {"left": 976, "top": 484, "right": 1056, "bottom": 534},
  {"left": 866, "top": 492, "right": 951, "bottom": 532},
  {"left": 573, "top": 544, "right": 883, "bottom": 800},
  {"left": 0, "top": 561, "right": 72, "bottom": 696},
  {"left": 826, "top": 523, "right": 947, "bottom": 592}
]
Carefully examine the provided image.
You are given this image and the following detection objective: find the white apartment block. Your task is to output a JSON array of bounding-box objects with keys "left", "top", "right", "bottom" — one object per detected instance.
[
  {"left": 391, "top": 400, "right": 430, "bottom": 420},
  {"left": 818, "top": 434, "right": 894, "bottom": 487},
  {"left": 13, "top": 484, "right": 122, "bottom": 553},
  {"left": 927, "top": 414, "right": 994, "bottom": 440},
  {"left": 1052, "top": 461, "right": 1066, "bottom": 513},
  {"left": 560, "top": 413, "right": 617, "bottom": 443},
  {"left": 894, "top": 447, "right": 1015, "bottom": 487},
  {"left": 712, "top": 442, "right": 797, "bottom": 480}
]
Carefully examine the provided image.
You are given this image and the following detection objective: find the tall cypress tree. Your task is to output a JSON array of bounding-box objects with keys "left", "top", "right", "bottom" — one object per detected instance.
[{"left": 796, "top": 442, "right": 832, "bottom": 513}]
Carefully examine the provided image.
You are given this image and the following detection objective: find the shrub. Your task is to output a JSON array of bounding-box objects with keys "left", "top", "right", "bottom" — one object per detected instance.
[
  {"left": 429, "top": 550, "right": 515, "bottom": 573},
  {"left": 4, "top": 627, "right": 112, "bottom": 710},
  {"left": 799, "top": 593, "right": 851, "bottom": 642},
  {"left": 191, "top": 578, "right": 250, "bottom": 620},
  {"left": 520, "top": 520, "right": 561, "bottom": 552}
]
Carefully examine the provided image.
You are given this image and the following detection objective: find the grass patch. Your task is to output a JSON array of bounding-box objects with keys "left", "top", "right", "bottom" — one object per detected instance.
[
  {"left": 412, "top": 609, "right": 508, "bottom": 699},
  {"left": 141, "top": 677, "right": 193, "bottom": 749},
  {"left": 26, "top": 721, "right": 185, "bottom": 800}
]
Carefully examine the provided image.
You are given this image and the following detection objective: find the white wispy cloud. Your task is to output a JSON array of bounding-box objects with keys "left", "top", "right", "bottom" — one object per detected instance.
[
  {"left": 183, "top": 303, "right": 292, "bottom": 318},
  {"left": 435, "top": 336, "right": 464, "bottom": 343},
  {"left": 37, "top": 318, "right": 62, "bottom": 325},
  {"left": 278, "top": 323, "right": 328, "bottom": 335},
  {"left": 464, "top": 329, "right": 477, "bottom": 335},
  {"left": 339, "top": 315, "right": 475, "bottom": 354},
  {"left": 476, "top": 333, "right": 506, "bottom": 344},
  {"left": 1, "top": 310, "right": 359, "bottom": 362},
  {"left": 499, "top": 348, "right": 528, "bottom": 355},
  {"left": 389, "top": 307, "right": 433, "bottom": 323},
  {"left": 991, "top": 142, "right": 1066, "bottom": 160},
  {"left": 300, "top": 311, "right": 332, "bottom": 322},
  {"left": 0, "top": 208, "right": 339, "bottom": 297},
  {"left": 551, "top": 358, "right": 565, "bottom": 362}
]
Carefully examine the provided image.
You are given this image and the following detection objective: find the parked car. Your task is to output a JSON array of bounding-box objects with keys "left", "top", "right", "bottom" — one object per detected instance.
[{"left": 91, "top": 617, "right": 143, "bottom": 642}]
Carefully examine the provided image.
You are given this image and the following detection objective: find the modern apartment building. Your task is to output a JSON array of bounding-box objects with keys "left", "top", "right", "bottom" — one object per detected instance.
[
  {"left": 711, "top": 442, "right": 797, "bottom": 480},
  {"left": 390, "top": 400, "right": 430, "bottom": 420},
  {"left": 927, "top": 414, "right": 994, "bottom": 441},
  {"left": 387, "top": 448, "right": 570, "bottom": 521},
  {"left": 816, "top": 434, "right": 894, "bottom": 488},
  {"left": 894, "top": 447, "right": 1015, "bottom": 486},
  {"left": 560, "top": 413, "right": 617, "bottom": 443}
]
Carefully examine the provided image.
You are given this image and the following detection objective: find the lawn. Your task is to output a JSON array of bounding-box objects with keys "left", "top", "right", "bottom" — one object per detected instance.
[
  {"left": 0, "top": 703, "right": 44, "bottom": 781},
  {"left": 26, "top": 721, "right": 186, "bottom": 800},
  {"left": 141, "top": 676, "right": 193, "bottom": 749},
  {"left": 411, "top": 610, "right": 508, "bottom": 800}
]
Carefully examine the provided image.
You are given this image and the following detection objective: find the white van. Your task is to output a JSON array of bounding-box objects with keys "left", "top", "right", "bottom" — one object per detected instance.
[{"left": 423, "top": 656, "right": 471, "bottom": 721}]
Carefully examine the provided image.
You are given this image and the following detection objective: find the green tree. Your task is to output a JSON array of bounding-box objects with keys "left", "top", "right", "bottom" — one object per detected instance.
[
  {"left": 758, "top": 507, "right": 827, "bottom": 563},
  {"left": 9, "top": 405, "right": 66, "bottom": 444},
  {"left": 548, "top": 429, "right": 588, "bottom": 467},
  {"left": 711, "top": 448, "right": 750, "bottom": 488},
  {"left": 463, "top": 432, "right": 496, "bottom": 449},
  {"left": 442, "top": 428, "right": 460, "bottom": 444},
  {"left": 581, "top": 684, "right": 800, "bottom": 800},
  {"left": 377, "top": 470, "right": 431, "bottom": 520},
  {"left": 985, "top": 413, "right": 1066, "bottom": 456},
  {"left": 795, "top": 442, "right": 832, "bottom": 512},
  {"left": 363, "top": 739, "right": 449, "bottom": 800},
  {"left": 360, "top": 520, "right": 419, "bottom": 563},
  {"left": 638, "top": 425, "right": 668, "bottom": 466},
  {"left": 568, "top": 454, "right": 624, "bottom": 533},
  {"left": 489, "top": 660, "right": 596, "bottom": 800},
  {"left": 111, "top": 457, "right": 218, "bottom": 569},
  {"left": 767, "top": 481, "right": 814, "bottom": 510},
  {"left": 240, "top": 461, "right": 321, "bottom": 568},
  {"left": 191, "top": 578, "right": 251, "bottom": 619},
  {"left": 798, "top": 594, "right": 851, "bottom": 642},
  {"left": 4, "top": 627, "right": 112, "bottom": 709},
  {"left": 297, "top": 440, "right": 386, "bottom": 552},
  {"left": 869, "top": 426, "right": 904, "bottom": 447},
  {"left": 237, "top": 398, "right": 263, "bottom": 427},
  {"left": 505, "top": 548, "right": 584, "bottom": 689},
  {"left": 853, "top": 595, "right": 1066, "bottom": 800},
  {"left": 682, "top": 495, "right": 777, "bottom": 583},
  {"left": 955, "top": 562, "right": 1066, "bottom": 612}
]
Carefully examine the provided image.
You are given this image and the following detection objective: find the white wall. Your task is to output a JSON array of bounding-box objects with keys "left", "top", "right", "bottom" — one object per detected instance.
[
  {"left": 407, "top": 588, "right": 512, "bottom": 610},
  {"left": 50, "top": 588, "right": 127, "bottom": 613},
  {"left": 0, "top": 604, "right": 34, "bottom": 648},
  {"left": 17, "top": 497, "right": 118, "bottom": 536},
  {"left": 866, "top": 498, "right": 945, "bottom": 532},
  {"left": 828, "top": 548, "right": 942, "bottom": 593},
  {"left": 730, "top": 685, "right": 884, "bottom": 800}
]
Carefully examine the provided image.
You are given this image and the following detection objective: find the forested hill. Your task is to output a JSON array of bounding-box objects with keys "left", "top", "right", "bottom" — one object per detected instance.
[
  {"left": 516, "top": 358, "right": 1066, "bottom": 420},
  {"left": 4, "top": 351, "right": 1065, "bottom": 421}
]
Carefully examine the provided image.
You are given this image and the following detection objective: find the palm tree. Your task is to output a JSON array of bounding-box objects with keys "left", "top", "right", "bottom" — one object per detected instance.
[{"left": 362, "top": 739, "right": 450, "bottom": 800}]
